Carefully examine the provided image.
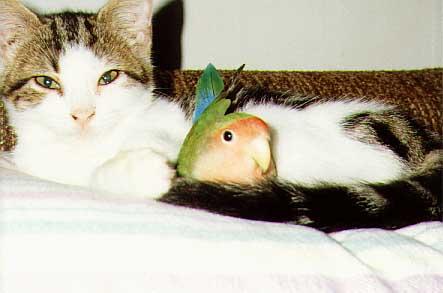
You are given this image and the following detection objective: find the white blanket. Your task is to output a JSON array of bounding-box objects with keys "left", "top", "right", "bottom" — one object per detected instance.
[{"left": 1, "top": 167, "right": 442, "bottom": 293}]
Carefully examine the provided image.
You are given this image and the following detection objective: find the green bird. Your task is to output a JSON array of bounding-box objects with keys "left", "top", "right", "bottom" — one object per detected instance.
[{"left": 177, "top": 64, "right": 276, "bottom": 184}]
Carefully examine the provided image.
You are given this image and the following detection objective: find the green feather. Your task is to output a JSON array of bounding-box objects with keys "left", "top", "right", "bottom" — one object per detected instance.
[
  {"left": 177, "top": 64, "right": 250, "bottom": 178},
  {"left": 193, "top": 63, "right": 224, "bottom": 123}
]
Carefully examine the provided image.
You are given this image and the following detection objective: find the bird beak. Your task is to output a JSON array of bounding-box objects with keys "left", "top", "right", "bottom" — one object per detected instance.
[{"left": 250, "top": 137, "right": 272, "bottom": 173}]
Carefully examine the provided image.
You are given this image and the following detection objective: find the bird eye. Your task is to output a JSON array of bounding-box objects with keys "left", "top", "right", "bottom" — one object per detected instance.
[
  {"left": 99, "top": 70, "right": 119, "bottom": 85},
  {"left": 222, "top": 130, "right": 234, "bottom": 142},
  {"left": 34, "top": 76, "right": 60, "bottom": 90}
]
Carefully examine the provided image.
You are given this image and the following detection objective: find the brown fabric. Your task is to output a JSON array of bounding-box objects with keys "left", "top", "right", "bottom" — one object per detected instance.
[
  {"left": 155, "top": 68, "right": 442, "bottom": 135},
  {"left": 1, "top": 68, "right": 442, "bottom": 152}
]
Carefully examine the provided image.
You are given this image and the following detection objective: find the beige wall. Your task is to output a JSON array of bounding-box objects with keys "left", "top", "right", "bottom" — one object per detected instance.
[
  {"left": 22, "top": 0, "right": 443, "bottom": 70},
  {"left": 182, "top": 0, "right": 442, "bottom": 70}
]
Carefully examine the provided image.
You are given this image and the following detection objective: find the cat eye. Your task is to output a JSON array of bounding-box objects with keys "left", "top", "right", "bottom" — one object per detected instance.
[
  {"left": 34, "top": 76, "right": 60, "bottom": 90},
  {"left": 98, "top": 70, "right": 120, "bottom": 85},
  {"left": 222, "top": 130, "right": 234, "bottom": 142}
]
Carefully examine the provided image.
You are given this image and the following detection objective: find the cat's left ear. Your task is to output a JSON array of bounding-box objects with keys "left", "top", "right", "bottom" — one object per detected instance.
[{"left": 97, "top": 0, "right": 153, "bottom": 60}]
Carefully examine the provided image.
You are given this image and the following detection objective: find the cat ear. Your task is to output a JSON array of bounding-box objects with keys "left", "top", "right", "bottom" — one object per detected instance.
[
  {"left": 97, "top": 0, "right": 153, "bottom": 60},
  {"left": 0, "top": 0, "right": 41, "bottom": 62}
]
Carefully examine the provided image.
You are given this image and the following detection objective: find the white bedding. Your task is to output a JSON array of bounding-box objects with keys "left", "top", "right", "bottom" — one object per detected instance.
[{"left": 1, "top": 167, "right": 442, "bottom": 293}]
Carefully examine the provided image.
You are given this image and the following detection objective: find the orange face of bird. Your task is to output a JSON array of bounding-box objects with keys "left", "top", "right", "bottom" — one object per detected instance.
[{"left": 191, "top": 116, "right": 277, "bottom": 184}]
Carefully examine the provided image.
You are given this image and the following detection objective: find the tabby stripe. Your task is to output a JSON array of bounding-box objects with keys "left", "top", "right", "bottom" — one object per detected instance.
[
  {"left": 407, "top": 118, "right": 443, "bottom": 152},
  {"left": 4, "top": 79, "right": 28, "bottom": 96},
  {"left": 125, "top": 70, "right": 150, "bottom": 85},
  {"left": 49, "top": 20, "right": 63, "bottom": 52},
  {"left": 370, "top": 120, "right": 410, "bottom": 160},
  {"left": 342, "top": 111, "right": 411, "bottom": 160},
  {"left": 343, "top": 111, "right": 371, "bottom": 125},
  {"left": 62, "top": 13, "right": 80, "bottom": 43},
  {"left": 83, "top": 18, "right": 97, "bottom": 47}
]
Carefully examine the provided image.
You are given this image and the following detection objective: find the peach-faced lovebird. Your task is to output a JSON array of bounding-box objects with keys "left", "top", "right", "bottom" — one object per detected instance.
[{"left": 177, "top": 64, "right": 276, "bottom": 184}]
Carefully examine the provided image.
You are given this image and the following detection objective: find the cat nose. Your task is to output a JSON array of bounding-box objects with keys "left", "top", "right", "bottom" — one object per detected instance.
[{"left": 71, "top": 108, "right": 96, "bottom": 127}]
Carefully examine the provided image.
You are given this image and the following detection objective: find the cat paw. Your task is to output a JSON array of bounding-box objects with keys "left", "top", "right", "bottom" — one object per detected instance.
[{"left": 90, "top": 149, "right": 175, "bottom": 199}]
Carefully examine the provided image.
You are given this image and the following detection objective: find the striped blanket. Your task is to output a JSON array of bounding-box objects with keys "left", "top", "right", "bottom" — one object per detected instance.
[{"left": 1, "top": 167, "right": 442, "bottom": 293}]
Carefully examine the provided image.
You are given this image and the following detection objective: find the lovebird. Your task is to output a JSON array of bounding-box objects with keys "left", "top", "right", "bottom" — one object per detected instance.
[{"left": 177, "top": 64, "right": 276, "bottom": 184}]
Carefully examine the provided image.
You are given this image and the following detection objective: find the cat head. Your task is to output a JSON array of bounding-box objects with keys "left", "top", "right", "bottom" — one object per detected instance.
[{"left": 0, "top": 0, "right": 154, "bottom": 138}]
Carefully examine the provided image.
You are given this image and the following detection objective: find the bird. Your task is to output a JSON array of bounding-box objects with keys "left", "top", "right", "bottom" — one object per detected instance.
[{"left": 177, "top": 64, "right": 276, "bottom": 184}]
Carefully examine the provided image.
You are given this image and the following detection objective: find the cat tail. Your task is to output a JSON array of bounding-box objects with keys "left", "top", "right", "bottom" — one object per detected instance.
[{"left": 160, "top": 149, "right": 442, "bottom": 232}]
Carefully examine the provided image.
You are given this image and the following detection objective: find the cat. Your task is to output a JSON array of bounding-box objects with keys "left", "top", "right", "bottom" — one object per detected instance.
[{"left": 0, "top": 0, "right": 441, "bottom": 232}]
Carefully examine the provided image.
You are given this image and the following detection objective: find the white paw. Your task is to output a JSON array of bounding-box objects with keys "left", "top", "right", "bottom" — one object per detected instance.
[{"left": 90, "top": 149, "right": 175, "bottom": 199}]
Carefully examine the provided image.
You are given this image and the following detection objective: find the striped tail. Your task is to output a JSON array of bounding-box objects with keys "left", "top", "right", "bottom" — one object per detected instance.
[{"left": 160, "top": 150, "right": 442, "bottom": 232}]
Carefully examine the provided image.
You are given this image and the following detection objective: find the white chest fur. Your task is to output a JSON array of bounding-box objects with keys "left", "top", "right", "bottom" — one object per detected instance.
[{"left": 8, "top": 99, "right": 191, "bottom": 187}]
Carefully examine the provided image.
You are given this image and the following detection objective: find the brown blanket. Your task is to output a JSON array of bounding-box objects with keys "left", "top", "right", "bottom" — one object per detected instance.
[{"left": 1, "top": 68, "right": 442, "bottom": 152}]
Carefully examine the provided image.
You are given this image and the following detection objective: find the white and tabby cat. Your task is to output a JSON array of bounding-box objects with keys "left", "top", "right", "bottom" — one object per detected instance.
[{"left": 0, "top": 0, "right": 441, "bottom": 231}]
